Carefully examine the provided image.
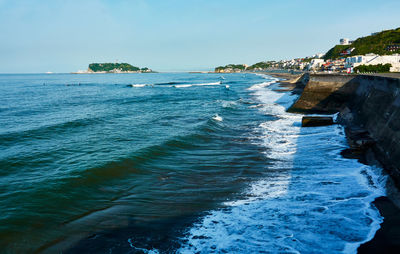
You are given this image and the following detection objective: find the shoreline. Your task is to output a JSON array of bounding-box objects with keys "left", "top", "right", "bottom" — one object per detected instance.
[{"left": 267, "top": 71, "right": 400, "bottom": 253}]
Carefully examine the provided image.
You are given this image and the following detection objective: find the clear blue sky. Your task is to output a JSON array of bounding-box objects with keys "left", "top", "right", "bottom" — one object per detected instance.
[{"left": 0, "top": 0, "right": 399, "bottom": 73}]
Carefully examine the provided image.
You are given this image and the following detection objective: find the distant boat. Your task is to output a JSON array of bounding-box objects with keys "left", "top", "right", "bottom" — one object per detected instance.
[
  {"left": 225, "top": 85, "right": 230, "bottom": 89},
  {"left": 45, "top": 72, "right": 53, "bottom": 74}
]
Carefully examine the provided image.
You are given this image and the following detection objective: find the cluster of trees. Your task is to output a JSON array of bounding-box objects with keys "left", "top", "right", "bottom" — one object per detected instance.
[
  {"left": 324, "top": 27, "right": 400, "bottom": 60},
  {"left": 354, "top": 64, "right": 392, "bottom": 73},
  {"left": 215, "top": 61, "right": 278, "bottom": 72},
  {"left": 88, "top": 63, "right": 142, "bottom": 72},
  {"left": 215, "top": 64, "right": 247, "bottom": 72},
  {"left": 247, "top": 61, "right": 273, "bottom": 70},
  {"left": 324, "top": 45, "right": 349, "bottom": 60}
]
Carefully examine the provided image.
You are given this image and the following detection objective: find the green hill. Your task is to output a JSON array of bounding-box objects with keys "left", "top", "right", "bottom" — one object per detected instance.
[
  {"left": 215, "top": 64, "right": 247, "bottom": 72},
  {"left": 247, "top": 61, "right": 273, "bottom": 70},
  {"left": 324, "top": 27, "right": 400, "bottom": 60}
]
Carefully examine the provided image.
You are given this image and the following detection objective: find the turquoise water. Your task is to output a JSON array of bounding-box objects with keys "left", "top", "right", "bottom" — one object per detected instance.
[{"left": 0, "top": 73, "right": 386, "bottom": 253}]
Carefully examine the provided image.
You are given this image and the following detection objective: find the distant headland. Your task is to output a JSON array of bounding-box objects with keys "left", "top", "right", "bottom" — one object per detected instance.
[{"left": 72, "top": 63, "right": 154, "bottom": 74}]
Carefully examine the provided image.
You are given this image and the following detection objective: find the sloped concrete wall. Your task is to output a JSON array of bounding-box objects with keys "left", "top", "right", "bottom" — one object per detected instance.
[
  {"left": 288, "top": 74, "right": 358, "bottom": 114},
  {"left": 287, "top": 73, "right": 400, "bottom": 182},
  {"left": 346, "top": 75, "right": 400, "bottom": 181}
]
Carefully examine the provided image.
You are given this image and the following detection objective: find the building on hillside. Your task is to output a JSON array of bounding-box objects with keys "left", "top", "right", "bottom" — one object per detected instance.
[
  {"left": 345, "top": 54, "right": 377, "bottom": 67},
  {"left": 306, "top": 59, "right": 325, "bottom": 71},
  {"left": 340, "top": 48, "right": 355, "bottom": 56},
  {"left": 322, "top": 62, "right": 332, "bottom": 71},
  {"left": 340, "top": 38, "right": 351, "bottom": 45},
  {"left": 312, "top": 53, "right": 325, "bottom": 59},
  {"left": 345, "top": 54, "right": 400, "bottom": 72},
  {"left": 386, "top": 45, "right": 400, "bottom": 52},
  {"left": 321, "top": 58, "right": 346, "bottom": 72}
]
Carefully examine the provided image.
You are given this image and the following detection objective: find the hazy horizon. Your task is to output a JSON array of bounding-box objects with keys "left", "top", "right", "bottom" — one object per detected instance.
[{"left": 0, "top": 0, "right": 399, "bottom": 73}]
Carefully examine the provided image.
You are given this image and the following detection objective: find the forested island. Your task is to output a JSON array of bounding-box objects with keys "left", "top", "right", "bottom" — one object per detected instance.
[{"left": 74, "top": 63, "right": 153, "bottom": 73}]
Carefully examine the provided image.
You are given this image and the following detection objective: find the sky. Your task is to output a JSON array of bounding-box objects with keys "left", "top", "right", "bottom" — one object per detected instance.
[{"left": 0, "top": 0, "right": 399, "bottom": 73}]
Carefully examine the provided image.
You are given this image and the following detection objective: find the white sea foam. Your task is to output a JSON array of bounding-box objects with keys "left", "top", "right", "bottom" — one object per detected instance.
[
  {"left": 129, "top": 81, "right": 222, "bottom": 89},
  {"left": 128, "top": 238, "right": 159, "bottom": 254},
  {"left": 128, "top": 84, "right": 151, "bottom": 87},
  {"left": 178, "top": 75, "right": 387, "bottom": 254},
  {"left": 173, "top": 84, "right": 193, "bottom": 88},
  {"left": 247, "top": 81, "right": 276, "bottom": 91},
  {"left": 172, "top": 81, "right": 221, "bottom": 88},
  {"left": 190, "top": 81, "right": 221, "bottom": 86},
  {"left": 196, "top": 81, "right": 221, "bottom": 86},
  {"left": 212, "top": 114, "right": 223, "bottom": 122},
  {"left": 219, "top": 100, "right": 237, "bottom": 109}
]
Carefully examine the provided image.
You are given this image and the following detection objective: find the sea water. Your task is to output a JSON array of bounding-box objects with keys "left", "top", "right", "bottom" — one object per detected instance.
[{"left": 0, "top": 73, "right": 386, "bottom": 253}]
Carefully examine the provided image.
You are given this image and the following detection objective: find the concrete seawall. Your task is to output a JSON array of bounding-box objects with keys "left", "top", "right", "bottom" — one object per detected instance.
[
  {"left": 288, "top": 74, "right": 359, "bottom": 114},
  {"left": 271, "top": 72, "right": 400, "bottom": 250},
  {"left": 343, "top": 75, "right": 400, "bottom": 183},
  {"left": 286, "top": 73, "right": 400, "bottom": 184}
]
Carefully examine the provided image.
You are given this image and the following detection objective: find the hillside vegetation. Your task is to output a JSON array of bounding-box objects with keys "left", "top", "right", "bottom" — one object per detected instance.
[
  {"left": 215, "top": 64, "right": 247, "bottom": 72},
  {"left": 354, "top": 63, "right": 392, "bottom": 73},
  {"left": 324, "top": 27, "right": 400, "bottom": 60},
  {"left": 88, "top": 63, "right": 149, "bottom": 72},
  {"left": 247, "top": 61, "right": 273, "bottom": 70}
]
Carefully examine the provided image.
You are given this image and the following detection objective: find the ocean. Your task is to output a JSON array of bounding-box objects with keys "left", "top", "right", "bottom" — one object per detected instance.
[{"left": 0, "top": 73, "right": 386, "bottom": 253}]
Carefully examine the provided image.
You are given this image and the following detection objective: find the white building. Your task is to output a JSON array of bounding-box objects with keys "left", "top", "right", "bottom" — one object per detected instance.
[
  {"left": 312, "top": 53, "right": 325, "bottom": 59},
  {"left": 340, "top": 38, "right": 351, "bottom": 45},
  {"left": 306, "top": 59, "right": 325, "bottom": 71},
  {"left": 345, "top": 54, "right": 378, "bottom": 67},
  {"left": 345, "top": 54, "right": 400, "bottom": 72}
]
